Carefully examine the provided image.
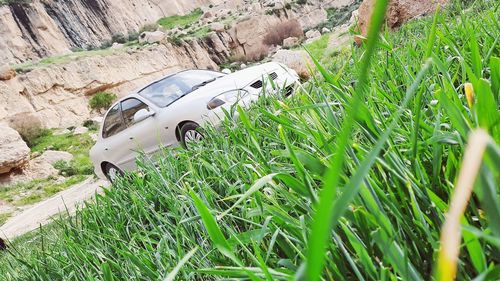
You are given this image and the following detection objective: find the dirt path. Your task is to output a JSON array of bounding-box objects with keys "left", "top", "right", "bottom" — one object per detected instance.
[{"left": 0, "top": 177, "right": 109, "bottom": 240}]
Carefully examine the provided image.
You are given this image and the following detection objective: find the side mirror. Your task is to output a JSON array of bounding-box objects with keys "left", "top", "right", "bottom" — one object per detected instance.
[{"left": 133, "top": 109, "right": 155, "bottom": 123}]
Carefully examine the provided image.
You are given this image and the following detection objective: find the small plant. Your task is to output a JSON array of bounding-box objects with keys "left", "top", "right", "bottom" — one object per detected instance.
[
  {"left": 53, "top": 160, "right": 77, "bottom": 176},
  {"left": 263, "top": 19, "right": 303, "bottom": 46},
  {"left": 82, "top": 120, "right": 99, "bottom": 131},
  {"left": 139, "top": 23, "right": 158, "bottom": 33},
  {"left": 111, "top": 33, "right": 127, "bottom": 44},
  {"left": 89, "top": 92, "right": 117, "bottom": 113}
]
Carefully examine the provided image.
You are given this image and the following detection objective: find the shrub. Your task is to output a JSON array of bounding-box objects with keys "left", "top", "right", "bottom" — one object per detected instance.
[
  {"left": 53, "top": 160, "right": 77, "bottom": 176},
  {"left": 82, "top": 120, "right": 99, "bottom": 131},
  {"left": 139, "top": 23, "right": 158, "bottom": 33},
  {"left": 263, "top": 19, "right": 303, "bottom": 46},
  {"left": 8, "top": 113, "right": 50, "bottom": 147},
  {"left": 111, "top": 33, "right": 127, "bottom": 44},
  {"left": 296, "top": 0, "right": 307, "bottom": 5},
  {"left": 89, "top": 92, "right": 117, "bottom": 113},
  {"left": 127, "top": 31, "right": 140, "bottom": 42}
]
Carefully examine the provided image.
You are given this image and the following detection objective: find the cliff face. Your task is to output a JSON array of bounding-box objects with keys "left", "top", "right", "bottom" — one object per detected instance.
[
  {"left": 0, "top": 41, "right": 219, "bottom": 129},
  {"left": 0, "top": 0, "right": 222, "bottom": 64}
]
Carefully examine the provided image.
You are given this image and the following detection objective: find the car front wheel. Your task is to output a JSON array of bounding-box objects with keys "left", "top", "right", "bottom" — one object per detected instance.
[
  {"left": 180, "top": 122, "right": 203, "bottom": 149},
  {"left": 104, "top": 163, "right": 123, "bottom": 183}
]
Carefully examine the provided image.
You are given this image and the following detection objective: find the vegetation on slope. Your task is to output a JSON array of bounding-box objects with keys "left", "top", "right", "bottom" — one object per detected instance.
[
  {"left": 1, "top": 0, "right": 499, "bottom": 280},
  {"left": 157, "top": 8, "right": 203, "bottom": 30}
]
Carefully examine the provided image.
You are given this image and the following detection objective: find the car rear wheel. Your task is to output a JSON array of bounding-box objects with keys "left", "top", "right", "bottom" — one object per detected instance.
[
  {"left": 180, "top": 122, "right": 203, "bottom": 149},
  {"left": 104, "top": 163, "right": 123, "bottom": 183}
]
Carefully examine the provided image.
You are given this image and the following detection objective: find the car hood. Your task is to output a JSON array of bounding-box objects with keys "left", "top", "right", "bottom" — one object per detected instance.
[{"left": 175, "top": 62, "right": 283, "bottom": 103}]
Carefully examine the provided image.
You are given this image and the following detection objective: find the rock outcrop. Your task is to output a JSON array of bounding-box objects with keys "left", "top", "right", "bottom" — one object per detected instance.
[
  {"left": 0, "top": 65, "right": 16, "bottom": 81},
  {"left": 355, "top": 0, "right": 448, "bottom": 44},
  {"left": 0, "top": 125, "right": 30, "bottom": 174},
  {"left": 272, "top": 49, "right": 314, "bottom": 79},
  {"left": 0, "top": 42, "right": 218, "bottom": 128},
  {"left": 0, "top": 0, "right": 223, "bottom": 65}
]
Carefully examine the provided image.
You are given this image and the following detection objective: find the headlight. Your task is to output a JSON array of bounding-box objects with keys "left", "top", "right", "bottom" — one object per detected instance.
[{"left": 207, "top": 89, "right": 249, "bottom": 110}]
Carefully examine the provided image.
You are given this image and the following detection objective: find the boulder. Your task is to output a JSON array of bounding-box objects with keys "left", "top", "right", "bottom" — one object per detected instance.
[
  {"left": 53, "top": 129, "right": 71, "bottom": 136},
  {"left": 305, "top": 29, "right": 321, "bottom": 39},
  {"left": 355, "top": 0, "right": 448, "bottom": 44},
  {"left": 138, "top": 31, "right": 167, "bottom": 44},
  {"left": 111, "top": 42, "right": 124, "bottom": 49},
  {"left": 38, "top": 150, "right": 74, "bottom": 165},
  {"left": 210, "top": 22, "right": 225, "bottom": 32},
  {"left": 0, "top": 65, "right": 16, "bottom": 81},
  {"left": 322, "top": 27, "right": 332, "bottom": 34},
  {"left": 283, "top": 37, "right": 300, "bottom": 48},
  {"left": 73, "top": 126, "right": 89, "bottom": 135},
  {"left": 0, "top": 125, "right": 30, "bottom": 174},
  {"left": 272, "top": 49, "right": 313, "bottom": 79}
]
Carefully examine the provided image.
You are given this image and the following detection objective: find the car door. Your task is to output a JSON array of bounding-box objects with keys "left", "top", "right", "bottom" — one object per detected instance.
[
  {"left": 100, "top": 103, "right": 131, "bottom": 172},
  {"left": 119, "top": 97, "right": 163, "bottom": 170}
]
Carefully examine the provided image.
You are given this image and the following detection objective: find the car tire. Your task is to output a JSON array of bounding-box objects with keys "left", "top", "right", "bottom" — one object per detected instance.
[
  {"left": 180, "top": 122, "right": 204, "bottom": 149},
  {"left": 104, "top": 163, "right": 124, "bottom": 183}
]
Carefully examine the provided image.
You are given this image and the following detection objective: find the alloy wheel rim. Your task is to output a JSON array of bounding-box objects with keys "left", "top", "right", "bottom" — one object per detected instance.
[
  {"left": 108, "top": 167, "right": 118, "bottom": 182},
  {"left": 184, "top": 129, "right": 203, "bottom": 144}
]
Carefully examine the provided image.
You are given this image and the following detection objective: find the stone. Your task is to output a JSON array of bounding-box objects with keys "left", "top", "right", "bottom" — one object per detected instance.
[
  {"left": 37, "top": 150, "right": 74, "bottom": 165},
  {"left": 305, "top": 29, "right": 321, "bottom": 39},
  {"left": 283, "top": 37, "right": 300, "bottom": 48},
  {"left": 272, "top": 49, "right": 314, "bottom": 79},
  {"left": 90, "top": 133, "right": 99, "bottom": 142},
  {"left": 138, "top": 31, "right": 166, "bottom": 44},
  {"left": 322, "top": 27, "right": 331, "bottom": 34},
  {"left": 355, "top": 0, "right": 448, "bottom": 44},
  {"left": 202, "top": 11, "right": 213, "bottom": 18},
  {"left": 210, "top": 22, "right": 225, "bottom": 32},
  {"left": 54, "top": 129, "right": 71, "bottom": 136},
  {"left": 240, "top": 63, "right": 247, "bottom": 69},
  {"left": 111, "top": 42, "right": 124, "bottom": 49},
  {"left": 0, "top": 65, "right": 16, "bottom": 81},
  {"left": 91, "top": 116, "right": 104, "bottom": 124},
  {"left": 73, "top": 126, "right": 89, "bottom": 135},
  {"left": 0, "top": 125, "right": 30, "bottom": 174}
]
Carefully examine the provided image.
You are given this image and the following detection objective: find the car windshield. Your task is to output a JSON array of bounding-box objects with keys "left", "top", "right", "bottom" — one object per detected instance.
[{"left": 138, "top": 70, "right": 224, "bottom": 107}]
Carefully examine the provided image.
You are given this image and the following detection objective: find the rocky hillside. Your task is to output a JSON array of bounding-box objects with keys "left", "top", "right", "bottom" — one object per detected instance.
[
  {"left": 0, "top": 0, "right": 359, "bottom": 129},
  {"left": 0, "top": 0, "right": 223, "bottom": 64},
  {"left": 0, "top": 0, "right": 353, "bottom": 65}
]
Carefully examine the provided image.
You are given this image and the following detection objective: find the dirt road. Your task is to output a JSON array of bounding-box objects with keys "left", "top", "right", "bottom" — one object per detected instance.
[{"left": 0, "top": 177, "right": 109, "bottom": 240}]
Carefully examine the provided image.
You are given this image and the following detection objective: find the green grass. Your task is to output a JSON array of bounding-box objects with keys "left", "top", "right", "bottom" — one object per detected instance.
[
  {"left": 0, "top": 1, "right": 499, "bottom": 280},
  {"left": 303, "top": 33, "right": 331, "bottom": 59},
  {"left": 157, "top": 8, "right": 203, "bottom": 30},
  {"left": 0, "top": 212, "right": 12, "bottom": 225},
  {"left": 12, "top": 48, "right": 122, "bottom": 73},
  {"left": 30, "top": 129, "right": 96, "bottom": 176},
  {"left": 0, "top": 175, "right": 87, "bottom": 207}
]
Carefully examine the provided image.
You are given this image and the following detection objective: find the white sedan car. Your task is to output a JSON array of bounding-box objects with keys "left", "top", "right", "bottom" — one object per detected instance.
[{"left": 90, "top": 62, "right": 300, "bottom": 182}]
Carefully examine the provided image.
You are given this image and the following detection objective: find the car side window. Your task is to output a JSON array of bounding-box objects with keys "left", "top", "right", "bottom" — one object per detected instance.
[
  {"left": 102, "top": 104, "right": 126, "bottom": 138},
  {"left": 121, "top": 98, "right": 149, "bottom": 127}
]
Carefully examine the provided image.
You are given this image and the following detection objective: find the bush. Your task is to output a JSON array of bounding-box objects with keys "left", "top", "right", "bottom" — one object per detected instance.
[
  {"left": 82, "top": 120, "right": 99, "bottom": 131},
  {"left": 89, "top": 92, "right": 117, "bottom": 113},
  {"left": 263, "top": 19, "right": 303, "bottom": 46},
  {"left": 8, "top": 113, "right": 50, "bottom": 147},
  {"left": 111, "top": 33, "right": 127, "bottom": 44},
  {"left": 139, "top": 23, "right": 159, "bottom": 33},
  {"left": 54, "top": 159, "right": 94, "bottom": 176}
]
